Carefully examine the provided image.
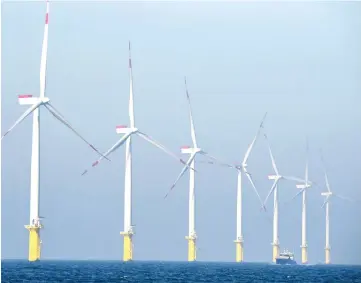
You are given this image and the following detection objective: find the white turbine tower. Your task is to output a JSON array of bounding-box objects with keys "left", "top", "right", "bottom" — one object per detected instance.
[
  {"left": 262, "top": 134, "right": 306, "bottom": 263},
  {"left": 321, "top": 153, "right": 332, "bottom": 265},
  {"left": 81, "top": 43, "right": 190, "bottom": 262},
  {"left": 292, "top": 141, "right": 313, "bottom": 264},
  {"left": 320, "top": 150, "right": 353, "bottom": 264},
  {"left": 164, "top": 78, "right": 226, "bottom": 262},
  {"left": 1, "top": 0, "right": 106, "bottom": 262}
]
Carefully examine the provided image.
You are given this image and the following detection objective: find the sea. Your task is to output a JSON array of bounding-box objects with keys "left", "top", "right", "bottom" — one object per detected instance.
[{"left": 1, "top": 260, "right": 361, "bottom": 282}]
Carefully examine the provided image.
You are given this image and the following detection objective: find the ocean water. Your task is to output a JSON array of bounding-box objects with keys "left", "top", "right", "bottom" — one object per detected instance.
[{"left": 1, "top": 260, "right": 361, "bottom": 283}]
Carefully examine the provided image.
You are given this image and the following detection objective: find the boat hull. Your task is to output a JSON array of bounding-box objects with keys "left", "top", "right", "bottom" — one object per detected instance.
[{"left": 276, "top": 258, "right": 297, "bottom": 265}]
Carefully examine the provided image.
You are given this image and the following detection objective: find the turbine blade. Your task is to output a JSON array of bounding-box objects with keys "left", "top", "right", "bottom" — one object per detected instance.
[
  {"left": 198, "top": 159, "right": 234, "bottom": 168},
  {"left": 264, "top": 133, "right": 279, "bottom": 176},
  {"left": 40, "top": 0, "right": 49, "bottom": 99},
  {"left": 164, "top": 153, "right": 197, "bottom": 199},
  {"left": 201, "top": 152, "right": 234, "bottom": 168},
  {"left": 45, "top": 103, "right": 110, "bottom": 161},
  {"left": 242, "top": 112, "right": 267, "bottom": 165},
  {"left": 334, "top": 194, "right": 354, "bottom": 202},
  {"left": 320, "top": 149, "right": 331, "bottom": 193},
  {"left": 321, "top": 196, "right": 329, "bottom": 208},
  {"left": 312, "top": 180, "right": 322, "bottom": 189},
  {"left": 184, "top": 77, "right": 198, "bottom": 148},
  {"left": 290, "top": 188, "right": 305, "bottom": 202},
  {"left": 197, "top": 160, "right": 217, "bottom": 165},
  {"left": 128, "top": 41, "right": 135, "bottom": 128},
  {"left": 1, "top": 102, "right": 42, "bottom": 140},
  {"left": 243, "top": 167, "right": 266, "bottom": 211},
  {"left": 283, "top": 176, "right": 306, "bottom": 183},
  {"left": 81, "top": 133, "right": 132, "bottom": 176},
  {"left": 263, "top": 178, "right": 279, "bottom": 208},
  {"left": 136, "top": 131, "right": 194, "bottom": 171},
  {"left": 324, "top": 173, "right": 331, "bottom": 193}
]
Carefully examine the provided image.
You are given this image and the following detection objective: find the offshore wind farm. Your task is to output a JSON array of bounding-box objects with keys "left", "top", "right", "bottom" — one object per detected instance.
[{"left": 1, "top": 0, "right": 360, "bottom": 271}]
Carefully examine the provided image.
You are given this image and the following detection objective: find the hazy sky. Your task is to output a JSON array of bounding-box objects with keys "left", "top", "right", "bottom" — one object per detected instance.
[{"left": 2, "top": 1, "right": 361, "bottom": 264}]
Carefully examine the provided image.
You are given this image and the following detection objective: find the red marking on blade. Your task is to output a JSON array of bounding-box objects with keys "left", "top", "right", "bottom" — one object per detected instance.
[
  {"left": 18, "top": 94, "right": 32, "bottom": 98},
  {"left": 45, "top": 13, "right": 49, "bottom": 24},
  {"left": 92, "top": 161, "right": 99, "bottom": 167},
  {"left": 116, "top": 125, "right": 127, "bottom": 129},
  {"left": 181, "top": 146, "right": 190, "bottom": 149}
]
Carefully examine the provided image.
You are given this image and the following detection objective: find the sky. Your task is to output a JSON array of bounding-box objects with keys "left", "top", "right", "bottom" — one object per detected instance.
[{"left": 1, "top": 1, "right": 361, "bottom": 264}]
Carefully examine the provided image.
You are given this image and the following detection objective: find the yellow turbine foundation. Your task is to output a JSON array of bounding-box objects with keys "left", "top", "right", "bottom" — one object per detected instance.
[
  {"left": 301, "top": 246, "right": 308, "bottom": 264},
  {"left": 325, "top": 247, "right": 331, "bottom": 264},
  {"left": 120, "top": 232, "right": 133, "bottom": 261},
  {"left": 272, "top": 244, "right": 280, "bottom": 263},
  {"left": 234, "top": 240, "right": 244, "bottom": 262},
  {"left": 25, "top": 225, "right": 42, "bottom": 262},
  {"left": 186, "top": 237, "right": 196, "bottom": 261}
]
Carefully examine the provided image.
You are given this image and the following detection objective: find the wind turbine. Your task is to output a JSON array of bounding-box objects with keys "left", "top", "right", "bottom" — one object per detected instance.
[
  {"left": 321, "top": 153, "right": 332, "bottom": 265},
  {"left": 263, "top": 134, "right": 306, "bottom": 263},
  {"left": 232, "top": 113, "right": 270, "bottom": 263},
  {"left": 1, "top": 0, "right": 106, "bottom": 262},
  {"left": 81, "top": 43, "right": 190, "bottom": 262},
  {"left": 320, "top": 150, "right": 353, "bottom": 264},
  {"left": 163, "top": 78, "right": 226, "bottom": 262},
  {"left": 201, "top": 113, "right": 267, "bottom": 262},
  {"left": 292, "top": 141, "right": 314, "bottom": 264}
]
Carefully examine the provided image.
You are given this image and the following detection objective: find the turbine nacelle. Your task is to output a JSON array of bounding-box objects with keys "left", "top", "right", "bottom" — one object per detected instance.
[
  {"left": 18, "top": 94, "right": 50, "bottom": 105},
  {"left": 235, "top": 164, "right": 242, "bottom": 170},
  {"left": 268, "top": 174, "right": 281, "bottom": 180},
  {"left": 296, "top": 184, "right": 311, "bottom": 189},
  {"left": 115, "top": 125, "right": 138, "bottom": 134},
  {"left": 241, "top": 162, "right": 249, "bottom": 169},
  {"left": 321, "top": 192, "right": 333, "bottom": 197},
  {"left": 181, "top": 146, "right": 202, "bottom": 154}
]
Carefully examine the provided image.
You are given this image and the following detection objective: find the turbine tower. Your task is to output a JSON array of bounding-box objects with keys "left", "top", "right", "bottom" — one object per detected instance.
[
  {"left": 320, "top": 150, "right": 352, "bottom": 264},
  {"left": 1, "top": 0, "right": 105, "bottom": 262},
  {"left": 164, "top": 78, "right": 225, "bottom": 262},
  {"left": 293, "top": 141, "right": 313, "bottom": 264},
  {"left": 120, "top": 42, "right": 135, "bottom": 262},
  {"left": 263, "top": 134, "right": 306, "bottom": 263},
  {"left": 321, "top": 181, "right": 332, "bottom": 264},
  {"left": 320, "top": 151, "right": 333, "bottom": 264},
  {"left": 81, "top": 44, "right": 190, "bottom": 261}
]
